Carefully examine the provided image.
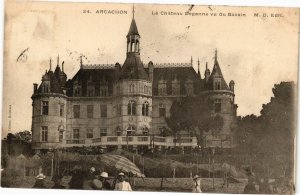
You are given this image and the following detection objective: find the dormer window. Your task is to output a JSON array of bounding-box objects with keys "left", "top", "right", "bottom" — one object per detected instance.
[
  {"left": 100, "top": 85, "right": 108, "bottom": 97},
  {"left": 42, "top": 84, "right": 49, "bottom": 93},
  {"left": 158, "top": 80, "right": 166, "bottom": 96},
  {"left": 185, "top": 80, "right": 194, "bottom": 96},
  {"left": 172, "top": 80, "right": 180, "bottom": 95},
  {"left": 214, "top": 79, "right": 221, "bottom": 90},
  {"left": 87, "top": 86, "right": 95, "bottom": 97}
]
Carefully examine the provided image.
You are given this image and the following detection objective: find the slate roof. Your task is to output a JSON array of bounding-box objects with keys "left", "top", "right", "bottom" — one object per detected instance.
[
  {"left": 119, "top": 53, "right": 148, "bottom": 80},
  {"left": 152, "top": 66, "right": 204, "bottom": 96},
  {"left": 67, "top": 68, "right": 115, "bottom": 97},
  {"left": 206, "top": 59, "right": 229, "bottom": 90}
]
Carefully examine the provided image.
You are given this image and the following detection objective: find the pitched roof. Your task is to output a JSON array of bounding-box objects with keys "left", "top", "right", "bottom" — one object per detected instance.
[
  {"left": 119, "top": 53, "right": 148, "bottom": 80},
  {"left": 67, "top": 68, "right": 115, "bottom": 96},
  {"left": 127, "top": 18, "right": 139, "bottom": 37},
  {"left": 152, "top": 66, "right": 204, "bottom": 95}
]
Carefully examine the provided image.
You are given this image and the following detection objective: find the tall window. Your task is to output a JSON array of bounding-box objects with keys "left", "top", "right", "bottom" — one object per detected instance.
[
  {"left": 116, "top": 126, "right": 121, "bottom": 136},
  {"left": 144, "top": 86, "right": 148, "bottom": 94},
  {"left": 73, "top": 105, "right": 80, "bottom": 118},
  {"left": 42, "top": 101, "right": 49, "bottom": 115},
  {"left": 59, "top": 104, "right": 64, "bottom": 117},
  {"left": 100, "top": 105, "right": 107, "bottom": 118},
  {"left": 129, "top": 84, "right": 135, "bottom": 93},
  {"left": 100, "top": 128, "right": 107, "bottom": 136},
  {"left": 73, "top": 129, "right": 80, "bottom": 139},
  {"left": 214, "top": 99, "right": 221, "bottom": 113},
  {"left": 59, "top": 131, "right": 63, "bottom": 142},
  {"left": 117, "top": 104, "right": 122, "bottom": 116},
  {"left": 127, "top": 125, "right": 135, "bottom": 135},
  {"left": 159, "top": 104, "right": 166, "bottom": 117},
  {"left": 142, "top": 102, "right": 149, "bottom": 116},
  {"left": 41, "top": 126, "right": 48, "bottom": 142},
  {"left": 127, "top": 100, "right": 136, "bottom": 115},
  {"left": 86, "top": 128, "right": 93, "bottom": 139},
  {"left": 87, "top": 105, "right": 94, "bottom": 118}
]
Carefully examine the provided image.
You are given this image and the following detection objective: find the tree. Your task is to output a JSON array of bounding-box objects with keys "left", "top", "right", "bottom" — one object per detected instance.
[
  {"left": 165, "top": 96, "right": 224, "bottom": 154},
  {"left": 14, "top": 130, "right": 32, "bottom": 144}
]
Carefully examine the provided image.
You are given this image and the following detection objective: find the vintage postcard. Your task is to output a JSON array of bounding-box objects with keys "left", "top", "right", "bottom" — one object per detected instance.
[{"left": 1, "top": 0, "right": 299, "bottom": 194}]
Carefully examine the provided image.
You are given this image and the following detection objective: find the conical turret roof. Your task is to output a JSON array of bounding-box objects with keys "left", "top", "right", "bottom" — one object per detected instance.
[{"left": 127, "top": 18, "right": 140, "bottom": 37}]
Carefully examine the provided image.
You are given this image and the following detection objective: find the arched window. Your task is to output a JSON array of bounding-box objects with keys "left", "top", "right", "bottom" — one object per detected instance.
[
  {"left": 142, "top": 127, "right": 149, "bottom": 135},
  {"left": 129, "top": 84, "right": 135, "bottom": 93},
  {"left": 142, "top": 102, "right": 149, "bottom": 116},
  {"left": 127, "top": 125, "right": 136, "bottom": 135},
  {"left": 127, "top": 100, "right": 136, "bottom": 115}
]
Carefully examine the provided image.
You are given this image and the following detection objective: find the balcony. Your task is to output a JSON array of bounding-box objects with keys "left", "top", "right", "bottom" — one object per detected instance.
[{"left": 64, "top": 136, "right": 198, "bottom": 148}]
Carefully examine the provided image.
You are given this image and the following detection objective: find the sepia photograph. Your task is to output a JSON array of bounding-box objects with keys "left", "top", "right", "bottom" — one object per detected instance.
[{"left": 1, "top": 1, "right": 299, "bottom": 194}]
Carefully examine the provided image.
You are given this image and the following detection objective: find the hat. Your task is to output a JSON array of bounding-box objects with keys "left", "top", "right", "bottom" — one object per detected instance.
[
  {"left": 90, "top": 167, "right": 95, "bottom": 172},
  {"left": 118, "top": 172, "right": 125, "bottom": 177},
  {"left": 193, "top": 175, "right": 201, "bottom": 180},
  {"left": 100, "top": 172, "right": 108, "bottom": 178},
  {"left": 36, "top": 173, "right": 46, "bottom": 180}
]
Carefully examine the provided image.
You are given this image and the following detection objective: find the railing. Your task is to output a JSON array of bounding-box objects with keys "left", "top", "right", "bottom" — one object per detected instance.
[
  {"left": 66, "top": 139, "right": 85, "bottom": 144},
  {"left": 137, "top": 136, "right": 148, "bottom": 142},
  {"left": 92, "top": 138, "right": 101, "bottom": 143},
  {"left": 107, "top": 137, "right": 118, "bottom": 142},
  {"left": 63, "top": 136, "right": 200, "bottom": 147},
  {"left": 154, "top": 137, "right": 166, "bottom": 142},
  {"left": 122, "top": 137, "right": 133, "bottom": 142}
]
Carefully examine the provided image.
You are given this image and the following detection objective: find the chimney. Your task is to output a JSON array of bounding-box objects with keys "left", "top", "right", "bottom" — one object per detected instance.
[
  {"left": 229, "top": 80, "right": 235, "bottom": 92},
  {"left": 115, "top": 63, "right": 121, "bottom": 79},
  {"left": 148, "top": 61, "right": 154, "bottom": 82},
  {"left": 33, "top": 83, "right": 38, "bottom": 93},
  {"left": 205, "top": 62, "right": 210, "bottom": 82}
]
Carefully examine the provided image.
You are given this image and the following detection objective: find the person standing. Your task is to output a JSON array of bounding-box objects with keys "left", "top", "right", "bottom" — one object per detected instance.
[
  {"left": 114, "top": 172, "right": 132, "bottom": 191},
  {"left": 99, "top": 172, "right": 112, "bottom": 190},
  {"left": 192, "top": 175, "right": 202, "bottom": 193}
]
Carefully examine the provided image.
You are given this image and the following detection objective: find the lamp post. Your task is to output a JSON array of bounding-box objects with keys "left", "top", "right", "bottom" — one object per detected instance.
[{"left": 212, "top": 147, "right": 215, "bottom": 190}]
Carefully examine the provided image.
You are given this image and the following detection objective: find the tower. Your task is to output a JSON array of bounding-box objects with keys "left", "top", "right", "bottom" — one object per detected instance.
[
  {"left": 113, "top": 6, "right": 152, "bottom": 149},
  {"left": 202, "top": 49, "right": 237, "bottom": 148},
  {"left": 31, "top": 57, "right": 67, "bottom": 150}
]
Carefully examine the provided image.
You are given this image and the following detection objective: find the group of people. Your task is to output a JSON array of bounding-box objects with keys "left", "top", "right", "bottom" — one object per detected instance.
[{"left": 33, "top": 166, "right": 132, "bottom": 191}]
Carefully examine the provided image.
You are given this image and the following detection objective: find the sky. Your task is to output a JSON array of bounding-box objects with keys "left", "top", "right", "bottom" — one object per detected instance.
[{"left": 2, "top": 1, "right": 299, "bottom": 136}]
